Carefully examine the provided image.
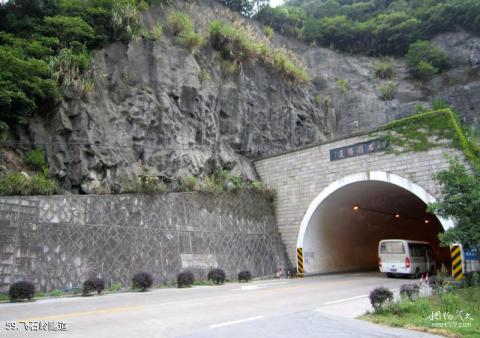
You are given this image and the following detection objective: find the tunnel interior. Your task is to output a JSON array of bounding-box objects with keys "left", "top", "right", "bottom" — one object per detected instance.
[{"left": 301, "top": 180, "right": 450, "bottom": 274}]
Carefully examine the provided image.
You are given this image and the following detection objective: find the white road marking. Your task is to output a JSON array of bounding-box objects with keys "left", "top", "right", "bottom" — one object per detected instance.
[
  {"left": 321, "top": 288, "right": 401, "bottom": 306},
  {"left": 236, "top": 281, "right": 288, "bottom": 291},
  {"left": 255, "top": 282, "right": 289, "bottom": 287},
  {"left": 321, "top": 294, "right": 369, "bottom": 305},
  {"left": 33, "top": 297, "right": 84, "bottom": 304},
  {"left": 210, "top": 316, "right": 264, "bottom": 329}
]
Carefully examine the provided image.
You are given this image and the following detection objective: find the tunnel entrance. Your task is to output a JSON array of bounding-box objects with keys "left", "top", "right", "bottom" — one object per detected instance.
[{"left": 297, "top": 172, "right": 452, "bottom": 275}]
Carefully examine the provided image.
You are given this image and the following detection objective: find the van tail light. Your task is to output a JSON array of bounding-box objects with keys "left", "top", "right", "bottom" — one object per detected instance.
[
  {"left": 405, "top": 256, "right": 411, "bottom": 268},
  {"left": 378, "top": 256, "right": 382, "bottom": 268}
]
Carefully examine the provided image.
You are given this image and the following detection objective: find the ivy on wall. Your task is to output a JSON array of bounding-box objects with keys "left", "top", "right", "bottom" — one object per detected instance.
[{"left": 371, "top": 109, "right": 480, "bottom": 171}]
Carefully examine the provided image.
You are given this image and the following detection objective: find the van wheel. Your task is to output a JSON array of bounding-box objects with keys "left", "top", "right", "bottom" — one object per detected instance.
[
  {"left": 386, "top": 273, "right": 394, "bottom": 278},
  {"left": 413, "top": 268, "right": 420, "bottom": 279}
]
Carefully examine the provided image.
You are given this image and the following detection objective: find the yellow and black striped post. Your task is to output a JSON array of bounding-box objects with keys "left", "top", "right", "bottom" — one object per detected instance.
[
  {"left": 297, "top": 247, "right": 304, "bottom": 277},
  {"left": 451, "top": 244, "right": 464, "bottom": 281}
]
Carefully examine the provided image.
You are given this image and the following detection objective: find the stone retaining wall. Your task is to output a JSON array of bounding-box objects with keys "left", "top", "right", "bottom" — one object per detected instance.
[{"left": 0, "top": 192, "right": 287, "bottom": 292}]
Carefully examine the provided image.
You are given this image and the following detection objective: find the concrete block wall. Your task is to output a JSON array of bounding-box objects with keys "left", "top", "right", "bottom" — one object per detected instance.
[
  {"left": 254, "top": 134, "right": 467, "bottom": 266},
  {"left": 0, "top": 192, "right": 287, "bottom": 292}
]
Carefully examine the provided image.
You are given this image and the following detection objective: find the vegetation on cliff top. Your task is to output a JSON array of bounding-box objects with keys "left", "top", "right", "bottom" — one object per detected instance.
[
  {"left": 0, "top": 0, "right": 166, "bottom": 127},
  {"left": 209, "top": 20, "right": 309, "bottom": 82},
  {"left": 256, "top": 0, "right": 480, "bottom": 56},
  {"left": 0, "top": 0, "right": 309, "bottom": 131}
]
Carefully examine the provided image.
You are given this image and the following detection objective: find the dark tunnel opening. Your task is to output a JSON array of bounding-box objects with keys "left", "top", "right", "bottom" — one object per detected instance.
[{"left": 300, "top": 180, "right": 450, "bottom": 274}]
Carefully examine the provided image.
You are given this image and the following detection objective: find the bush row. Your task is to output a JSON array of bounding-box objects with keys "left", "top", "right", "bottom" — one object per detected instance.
[
  {"left": 369, "top": 271, "right": 480, "bottom": 313},
  {"left": 0, "top": 171, "right": 57, "bottom": 196},
  {"left": 133, "top": 167, "right": 276, "bottom": 208},
  {"left": 6, "top": 269, "right": 253, "bottom": 302}
]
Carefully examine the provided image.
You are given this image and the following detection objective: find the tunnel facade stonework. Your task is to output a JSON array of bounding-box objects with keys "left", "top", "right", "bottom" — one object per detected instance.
[{"left": 254, "top": 132, "right": 467, "bottom": 270}]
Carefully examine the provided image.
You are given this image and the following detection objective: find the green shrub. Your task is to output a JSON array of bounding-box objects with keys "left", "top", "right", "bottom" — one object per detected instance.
[
  {"left": 250, "top": 181, "right": 276, "bottom": 206},
  {"left": 0, "top": 172, "right": 31, "bottom": 196},
  {"left": 136, "top": 164, "right": 169, "bottom": 193},
  {"left": 0, "top": 169, "right": 56, "bottom": 196},
  {"left": 34, "top": 291, "right": 45, "bottom": 298},
  {"left": 429, "top": 264, "right": 452, "bottom": 295},
  {"left": 167, "top": 11, "right": 193, "bottom": 36},
  {"left": 259, "top": 46, "right": 310, "bottom": 82},
  {"left": 30, "top": 171, "right": 57, "bottom": 195},
  {"left": 82, "top": 277, "right": 105, "bottom": 296},
  {"left": 336, "top": 79, "right": 349, "bottom": 92},
  {"left": 9, "top": 281, "right": 35, "bottom": 302},
  {"left": 132, "top": 272, "right": 153, "bottom": 292},
  {"left": 199, "top": 176, "right": 223, "bottom": 194},
  {"left": 227, "top": 174, "right": 243, "bottom": 191},
  {"left": 415, "top": 60, "right": 437, "bottom": 79},
  {"left": 49, "top": 47, "right": 93, "bottom": 92},
  {"left": 166, "top": 11, "right": 202, "bottom": 51},
  {"left": 207, "top": 268, "right": 226, "bottom": 284},
  {"left": 406, "top": 41, "right": 449, "bottom": 79},
  {"left": 209, "top": 20, "right": 309, "bottom": 82},
  {"left": 183, "top": 175, "right": 198, "bottom": 191},
  {"left": 0, "top": 39, "right": 60, "bottom": 124},
  {"left": 264, "top": 26, "right": 273, "bottom": 38},
  {"left": 374, "top": 60, "right": 394, "bottom": 79},
  {"left": 399, "top": 284, "right": 419, "bottom": 300},
  {"left": 238, "top": 270, "right": 252, "bottom": 282},
  {"left": 378, "top": 81, "right": 397, "bottom": 101},
  {"left": 150, "top": 21, "right": 163, "bottom": 40},
  {"left": 112, "top": 0, "right": 141, "bottom": 41},
  {"left": 198, "top": 69, "right": 211, "bottom": 84},
  {"left": 24, "top": 148, "right": 45, "bottom": 170},
  {"left": 43, "top": 15, "right": 95, "bottom": 46},
  {"left": 109, "top": 282, "right": 122, "bottom": 292},
  {"left": 315, "top": 95, "right": 332, "bottom": 108},
  {"left": 177, "top": 271, "right": 195, "bottom": 288},
  {"left": 209, "top": 20, "right": 258, "bottom": 63},
  {"left": 369, "top": 287, "right": 393, "bottom": 312},
  {"left": 49, "top": 289, "right": 64, "bottom": 297},
  {"left": 178, "top": 30, "right": 204, "bottom": 51},
  {"left": 431, "top": 98, "right": 449, "bottom": 111}
]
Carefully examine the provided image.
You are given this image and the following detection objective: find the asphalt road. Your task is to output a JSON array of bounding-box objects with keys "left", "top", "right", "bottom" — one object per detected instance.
[{"left": 0, "top": 272, "right": 440, "bottom": 338}]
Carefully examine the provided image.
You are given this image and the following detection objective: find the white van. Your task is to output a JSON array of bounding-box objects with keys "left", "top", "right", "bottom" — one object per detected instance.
[{"left": 378, "top": 239, "right": 435, "bottom": 278}]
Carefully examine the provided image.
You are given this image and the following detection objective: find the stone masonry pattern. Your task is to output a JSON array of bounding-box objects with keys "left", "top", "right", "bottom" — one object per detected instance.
[
  {"left": 0, "top": 192, "right": 287, "bottom": 292},
  {"left": 254, "top": 134, "right": 467, "bottom": 266}
]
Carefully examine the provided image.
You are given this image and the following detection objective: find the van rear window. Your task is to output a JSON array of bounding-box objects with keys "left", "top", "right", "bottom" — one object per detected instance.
[{"left": 380, "top": 241, "right": 405, "bottom": 254}]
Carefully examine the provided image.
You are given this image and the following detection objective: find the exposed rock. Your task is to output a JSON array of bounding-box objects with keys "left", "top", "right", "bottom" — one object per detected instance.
[
  {"left": 19, "top": 0, "right": 480, "bottom": 193},
  {"left": 433, "top": 31, "right": 480, "bottom": 67}
]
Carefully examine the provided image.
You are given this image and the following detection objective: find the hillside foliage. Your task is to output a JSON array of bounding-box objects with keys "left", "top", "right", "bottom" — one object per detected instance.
[
  {"left": 0, "top": 0, "right": 162, "bottom": 127},
  {"left": 256, "top": 0, "right": 480, "bottom": 56}
]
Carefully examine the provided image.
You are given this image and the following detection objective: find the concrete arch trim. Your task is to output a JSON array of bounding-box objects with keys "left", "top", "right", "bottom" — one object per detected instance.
[{"left": 296, "top": 171, "right": 454, "bottom": 252}]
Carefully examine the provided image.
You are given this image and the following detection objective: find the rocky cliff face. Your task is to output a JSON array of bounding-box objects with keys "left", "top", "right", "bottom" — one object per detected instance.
[{"left": 18, "top": 0, "right": 480, "bottom": 193}]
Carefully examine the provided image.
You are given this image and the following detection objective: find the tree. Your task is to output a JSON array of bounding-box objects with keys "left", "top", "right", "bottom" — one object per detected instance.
[
  {"left": 43, "top": 15, "right": 95, "bottom": 47},
  {"left": 219, "top": 0, "right": 268, "bottom": 17},
  {"left": 0, "top": 44, "right": 59, "bottom": 123},
  {"left": 405, "top": 40, "right": 449, "bottom": 79},
  {"left": 429, "top": 158, "right": 480, "bottom": 249}
]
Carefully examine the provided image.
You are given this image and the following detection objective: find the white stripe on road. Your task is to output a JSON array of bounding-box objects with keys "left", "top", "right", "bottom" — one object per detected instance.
[
  {"left": 322, "top": 294, "right": 369, "bottom": 305},
  {"left": 321, "top": 288, "right": 400, "bottom": 306},
  {"left": 236, "top": 281, "right": 288, "bottom": 291},
  {"left": 210, "top": 316, "right": 264, "bottom": 329}
]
